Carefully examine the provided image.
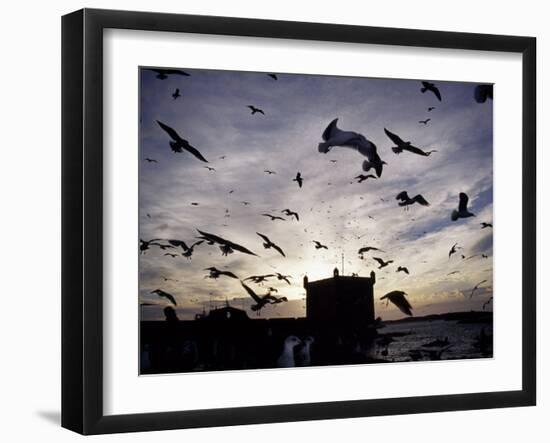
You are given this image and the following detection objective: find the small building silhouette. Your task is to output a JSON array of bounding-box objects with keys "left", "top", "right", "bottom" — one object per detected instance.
[{"left": 304, "top": 269, "right": 376, "bottom": 328}]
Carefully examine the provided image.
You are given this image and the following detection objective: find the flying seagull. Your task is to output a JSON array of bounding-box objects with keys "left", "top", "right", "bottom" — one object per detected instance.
[
  {"left": 275, "top": 273, "right": 292, "bottom": 284},
  {"left": 293, "top": 172, "right": 303, "bottom": 188},
  {"left": 257, "top": 233, "right": 286, "bottom": 257},
  {"left": 396, "top": 191, "right": 430, "bottom": 208},
  {"left": 262, "top": 213, "right": 286, "bottom": 221},
  {"left": 469, "top": 280, "right": 488, "bottom": 298},
  {"left": 264, "top": 170, "right": 276, "bottom": 175},
  {"left": 419, "top": 118, "right": 431, "bottom": 125},
  {"left": 181, "top": 241, "right": 203, "bottom": 259},
  {"left": 150, "top": 289, "right": 177, "bottom": 306},
  {"left": 244, "top": 274, "right": 275, "bottom": 284},
  {"left": 318, "top": 118, "right": 386, "bottom": 177},
  {"left": 172, "top": 88, "right": 181, "bottom": 100},
  {"left": 313, "top": 240, "right": 328, "bottom": 250},
  {"left": 166, "top": 239, "right": 190, "bottom": 251},
  {"left": 240, "top": 282, "right": 287, "bottom": 311},
  {"left": 146, "top": 68, "right": 190, "bottom": 79},
  {"left": 144, "top": 158, "right": 158, "bottom": 163},
  {"left": 427, "top": 106, "right": 436, "bottom": 112},
  {"left": 373, "top": 257, "right": 394, "bottom": 269},
  {"left": 139, "top": 238, "right": 162, "bottom": 254},
  {"left": 421, "top": 81, "right": 442, "bottom": 101},
  {"left": 204, "top": 267, "right": 239, "bottom": 280},
  {"left": 281, "top": 209, "right": 299, "bottom": 221},
  {"left": 384, "top": 128, "right": 437, "bottom": 156},
  {"left": 474, "top": 84, "right": 493, "bottom": 103},
  {"left": 451, "top": 192, "right": 475, "bottom": 221},
  {"left": 267, "top": 73, "right": 278, "bottom": 80},
  {"left": 247, "top": 105, "right": 264, "bottom": 115},
  {"left": 156, "top": 120, "right": 208, "bottom": 162},
  {"left": 481, "top": 222, "right": 493, "bottom": 229},
  {"left": 358, "top": 246, "right": 384, "bottom": 254},
  {"left": 396, "top": 266, "right": 410, "bottom": 274},
  {"left": 204, "top": 166, "right": 216, "bottom": 172},
  {"left": 448, "top": 242, "right": 461, "bottom": 259},
  {"left": 196, "top": 229, "right": 258, "bottom": 256},
  {"left": 354, "top": 174, "right": 377, "bottom": 183},
  {"left": 380, "top": 290, "right": 413, "bottom": 316}
]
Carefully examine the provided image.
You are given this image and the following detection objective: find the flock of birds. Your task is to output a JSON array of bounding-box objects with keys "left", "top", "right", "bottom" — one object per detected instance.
[{"left": 140, "top": 67, "right": 494, "bottom": 320}]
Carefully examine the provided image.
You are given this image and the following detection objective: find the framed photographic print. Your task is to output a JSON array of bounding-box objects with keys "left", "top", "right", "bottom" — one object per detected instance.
[{"left": 62, "top": 8, "right": 536, "bottom": 435}]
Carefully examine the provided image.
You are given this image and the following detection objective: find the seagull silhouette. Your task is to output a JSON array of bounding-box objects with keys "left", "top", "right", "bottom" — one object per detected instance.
[
  {"left": 358, "top": 246, "right": 384, "bottom": 254},
  {"left": 256, "top": 233, "right": 286, "bottom": 257},
  {"left": 313, "top": 240, "right": 328, "bottom": 250},
  {"left": 156, "top": 120, "right": 208, "bottom": 162},
  {"left": 196, "top": 229, "right": 257, "bottom": 256},
  {"left": 421, "top": 81, "right": 442, "bottom": 101},
  {"left": 384, "top": 128, "right": 437, "bottom": 156},
  {"left": 448, "top": 243, "right": 461, "bottom": 259},
  {"left": 144, "top": 158, "right": 158, "bottom": 163},
  {"left": 151, "top": 289, "right": 177, "bottom": 306},
  {"left": 451, "top": 192, "right": 475, "bottom": 221},
  {"left": 396, "top": 191, "right": 430, "bottom": 208},
  {"left": 240, "top": 282, "right": 287, "bottom": 311},
  {"left": 267, "top": 74, "right": 278, "bottom": 80},
  {"left": 293, "top": 172, "right": 303, "bottom": 188},
  {"left": 319, "top": 118, "right": 386, "bottom": 177},
  {"left": 275, "top": 273, "right": 292, "bottom": 284},
  {"left": 264, "top": 170, "right": 276, "bottom": 175},
  {"left": 281, "top": 209, "right": 299, "bottom": 221},
  {"left": 146, "top": 68, "right": 190, "bottom": 79},
  {"left": 354, "top": 174, "right": 377, "bottom": 183},
  {"left": 469, "top": 280, "right": 488, "bottom": 298},
  {"left": 396, "top": 266, "right": 409, "bottom": 274},
  {"left": 172, "top": 88, "right": 181, "bottom": 99},
  {"left": 204, "top": 267, "right": 239, "bottom": 279},
  {"left": 262, "top": 213, "right": 286, "bottom": 221},
  {"left": 380, "top": 290, "right": 413, "bottom": 316},
  {"left": 373, "top": 257, "right": 394, "bottom": 269},
  {"left": 427, "top": 106, "right": 436, "bottom": 111},
  {"left": 247, "top": 105, "right": 264, "bottom": 115},
  {"left": 418, "top": 118, "right": 431, "bottom": 125},
  {"left": 481, "top": 222, "right": 493, "bottom": 229}
]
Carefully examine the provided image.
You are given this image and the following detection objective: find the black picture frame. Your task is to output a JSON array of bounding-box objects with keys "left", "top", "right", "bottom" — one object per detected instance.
[{"left": 62, "top": 8, "right": 536, "bottom": 435}]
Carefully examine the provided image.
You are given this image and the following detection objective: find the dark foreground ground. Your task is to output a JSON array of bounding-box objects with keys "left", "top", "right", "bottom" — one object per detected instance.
[{"left": 140, "top": 311, "right": 493, "bottom": 374}]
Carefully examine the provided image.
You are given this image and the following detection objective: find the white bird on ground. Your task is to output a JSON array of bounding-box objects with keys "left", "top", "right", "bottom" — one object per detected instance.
[
  {"left": 295, "top": 336, "right": 315, "bottom": 367},
  {"left": 276, "top": 336, "right": 302, "bottom": 368},
  {"left": 318, "top": 118, "right": 386, "bottom": 177}
]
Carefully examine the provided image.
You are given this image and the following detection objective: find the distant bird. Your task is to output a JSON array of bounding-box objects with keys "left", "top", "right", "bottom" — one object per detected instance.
[
  {"left": 313, "top": 240, "right": 328, "bottom": 250},
  {"left": 241, "top": 201, "right": 250, "bottom": 206},
  {"left": 144, "top": 158, "right": 158, "bottom": 163},
  {"left": 451, "top": 192, "right": 475, "bottom": 221},
  {"left": 295, "top": 336, "right": 315, "bottom": 367},
  {"left": 181, "top": 241, "right": 203, "bottom": 259},
  {"left": 481, "top": 222, "right": 493, "bottom": 229},
  {"left": 448, "top": 242, "right": 461, "bottom": 259},
  {"left": 474, "top": 84, "right": 493, "bottom": 103},
  {"left": 384, "top": 128, "right": 437, "bottom": 156},
  {"left": 264, "top": 170, "right": 276, "bottom": 175},
  {"left": 191, "top": 202, "right": 199, "bottom": 206},
  {"left": 282, "top": 209, "right": 299, "bottom": 221},
  {"left": 354, "top": 174, "right": 377, "bottom": 183},
  {"left": 277, "top": 336, "right": 302, "bottom": 367},
  {"left": 396, "top": 266, "right": 409, "bottom": 274},
  {"left": 146, "top": 68, "right": 190, "bottom": 79},
  {"left": 139, "top": 238, "right": 161, "bottom": 253},
  {"left": 156, "top": 120, "right": 208, "bottom": 162},
  {"left": 418, "top": 118, "right": 431, "bottom": 125},
  {"left": 267, "top": 287, "right": 278, "bottom": 293},
  {"left": 358, "top": 246, "right": 384, "bottom": 255},
  {"left": 164, "top": 253, "right": 178, "bottom": 258},
  {"left": 318, "top": 118, "right": 386, "bottom": 177},
  {"left": 482, "top": 254, "right": 489, "bottom": 259},
  {"left": 247, "top": 105, "right": 264, "bottom": 115},
  {"left": 172, "top": 88, "right": 181, "bottom": 99},
  {"left": 373, "top": 257, "right": 394, "bottom": 269},
  {"left": 196, "top": 229, "right": 257, "bottom": 256},
  {"left": 262, "top": 213, "right": 286, "bottom": 221},
  {"left": 244, "top": 274, "right": 275, "bottom": 284},
  {"left": 380, "top": 290, "right": 413, "bottom": 316},
  {"left": 421, "top": 81, "right": 442, "bottom": 101},
  {"left": 240, "top": 282, "right": 287, "bottom": 312},
  {"left": 469, "top": 280, "right": 488, "bottom": 298},
  {"left": 275, "top": 273, "right": 292, "bottom": 285},
  {"left": 267, "top": 73, "right": 278, "bottom": 80},
  {"left": 483, "top": 296, "right": 493, "bottom": 311},
  {"left": 150, "top": 289, "right": 177, "bottom": 306},
  {"left": 257, "top": 233, "right": 286, "bottom": 257},
  {"left": 447, "top": 271, "right": 460, "bottom": 276},
  {"left": 204, "top": 267, "right": 239, "bottom": 280},
  {"left": 427, "top": 106, "right": 436, "bottom": 112},
  {"left": 396, "top": 191, "right": 430, "bottom": 208},
  {"left": 293, "top": 172, "right": 303, "bottom": 188},
  {"left": 204, "top": 166, "right": 216, "bottom": 172}
]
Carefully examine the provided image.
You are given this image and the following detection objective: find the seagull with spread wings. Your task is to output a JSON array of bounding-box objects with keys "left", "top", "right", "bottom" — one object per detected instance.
[
  {"left": 281, "top": 209, "right": 299, "bottom": 221},
  {"left": 380, "top": 290, "right": 413, "bottom": 316},
  {"left": 262, "top": 213, "right": 286, "bottom": 221},
  {"left": 396, "top": 191, "right": 430, "bottom": 208},
  {"left": 373, "top": 257, "right": 394, "bottom": 269},
  {"left": 247, "top": 105, "right": 264, "bottom": 115},
  {"left": 313, "top": 240, "right": 328, "bottom": 250},
  {"left": 354, "top": 174, "right": 377, "bottom": 183},
  {"left": 150, "top": 289, "right": 177, "bottom": 306},
  {"left": 396, "top": 266, "right": 410, "bottom": 274},
  {"left": 469, "top": 280, "right": 488, "bottom": 298},
  {"left": 240, "top": 282, "right": 287, "bottom": 312},
  {"left": 156, "top": 120, "right": 208, "bottom": 162},
  {"left": 451, "top": 192, "right": 475, "bottom": 221},
  {"left": 384, "top": 128, "right": 437, "bottom": 156},
  {"left": 204, "top": 267, "right": 239, "bottom": 280},
  {"left": 319, "top": 118, "right": 386, "bottom": 177},
  {"left": 196, "top": 229, "right": 258, "bottom": 256},
  {"left": 257, "top": 233, "right": 286, "bottom": 257},
  {"left": 421, "top": 81, "right": 442, "bottom": 101}
]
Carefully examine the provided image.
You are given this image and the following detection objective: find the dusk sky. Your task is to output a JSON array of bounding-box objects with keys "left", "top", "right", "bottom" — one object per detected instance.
[{"left": 138, "top": 67, "right": 493, "bottom": 321}]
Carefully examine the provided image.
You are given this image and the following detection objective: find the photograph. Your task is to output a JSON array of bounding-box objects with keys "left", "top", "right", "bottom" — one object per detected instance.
[{"left": 138, "top": 67, "right": 494, "bottom": 374}]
